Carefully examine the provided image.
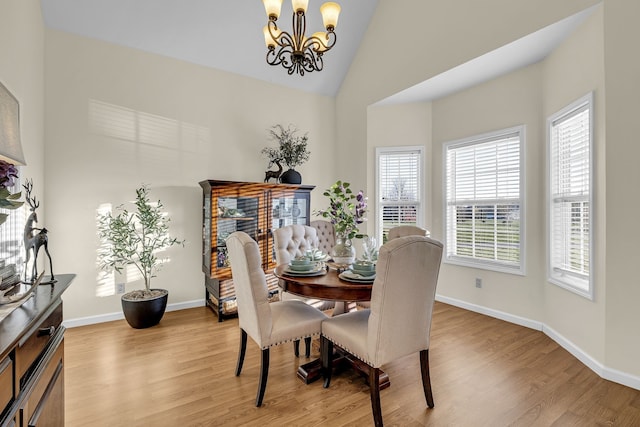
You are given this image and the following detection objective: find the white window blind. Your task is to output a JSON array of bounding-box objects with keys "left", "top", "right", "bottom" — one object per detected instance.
[
  {"left": 548, "top": 93, "right": 592, "bottom": 297},
  {"left": 444, "top": 126, "right": 524, "bottom": 273},
  {"left": 376, "top": 147, "right": 423, "bottom": 243},
  {"left": 0, "top": 172, "right": 25, "bottom": 287}
]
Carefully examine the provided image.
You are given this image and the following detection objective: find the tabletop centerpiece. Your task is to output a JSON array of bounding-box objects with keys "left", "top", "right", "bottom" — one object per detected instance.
[{"left": 315, "top": 180, "right": 367, "bottom": 265}]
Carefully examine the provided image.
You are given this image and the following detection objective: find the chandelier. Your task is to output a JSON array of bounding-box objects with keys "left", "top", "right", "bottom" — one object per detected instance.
[{"left": 262, "top": 0, "right": 341, "bottom": 76}]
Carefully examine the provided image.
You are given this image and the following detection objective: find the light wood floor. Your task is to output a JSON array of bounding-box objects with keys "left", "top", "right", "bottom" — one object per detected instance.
[{"left": 64, "top": 302, "right": 640, "bottom": 426}]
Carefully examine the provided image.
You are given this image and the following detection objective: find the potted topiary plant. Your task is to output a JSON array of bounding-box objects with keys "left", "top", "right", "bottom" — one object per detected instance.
[
  {"left": 261, "top": 124, "right": 310, "bottom": 184},
  {"left": 97, "top": 185, "right": 184, "bottom": 329}
]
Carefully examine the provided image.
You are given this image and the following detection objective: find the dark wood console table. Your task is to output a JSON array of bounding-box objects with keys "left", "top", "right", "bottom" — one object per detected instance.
[{"left": 0, "top": 274, "right": 74, "bottom": 427}]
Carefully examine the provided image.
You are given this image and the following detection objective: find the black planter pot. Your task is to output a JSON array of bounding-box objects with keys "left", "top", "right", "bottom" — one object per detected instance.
[
  {"left": 280, "top": 169, "right": 302, "bottom": 184},
  {"left": 121, "top": 289, "right": 168, "bottom": 329}
]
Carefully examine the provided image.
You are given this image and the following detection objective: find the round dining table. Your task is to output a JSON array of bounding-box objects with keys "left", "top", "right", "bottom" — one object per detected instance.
[
  {"left": 273, "top": 264, "right": 389, "bottom": 389},
  {"left": 273, "top": 263, "right": 373, "bottom": 307}
]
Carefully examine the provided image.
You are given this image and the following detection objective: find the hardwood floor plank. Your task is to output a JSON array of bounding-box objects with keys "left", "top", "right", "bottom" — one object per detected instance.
[{"left": 64, "top": 303, "right": 640, "bottom": 426}]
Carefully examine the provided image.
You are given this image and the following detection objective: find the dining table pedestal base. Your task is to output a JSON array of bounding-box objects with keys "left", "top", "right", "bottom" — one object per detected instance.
[{"left": 297, "top": 349, "right": 390, "bottom": 390}]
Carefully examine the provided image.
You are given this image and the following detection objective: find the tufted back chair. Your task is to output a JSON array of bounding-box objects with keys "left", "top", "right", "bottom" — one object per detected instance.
[
  {"left": 226, "top": 231, "right": 326, "bottom": 407},
  {"left": 310, "top": 220, "right": 336, "bottom": 255},
  {"left": 320, "top": 235, "right": 443, "bottom": 426},
  {"left": 272, "top": 224, "right": 334, "bottom": 352},
  {"left": 388, "top": 225, "right": 430, "bottom": 240},
  {"left": 272, "top": 224, "right": 320, "bottom": 265}
]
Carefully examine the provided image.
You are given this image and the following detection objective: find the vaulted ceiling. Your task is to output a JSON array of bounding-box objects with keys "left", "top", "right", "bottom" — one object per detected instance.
[
  {"left": 40, "top": 0, "right": 378, "bottom": 97},
  {"left": 40, "top": 1, "right": 596, "bottom": 103}
]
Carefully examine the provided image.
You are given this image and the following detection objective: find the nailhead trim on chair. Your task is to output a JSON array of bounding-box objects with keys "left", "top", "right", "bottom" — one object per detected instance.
[
  {"left": 262, "top": 331, "right": 322, "bottom": 350},
  {"left": 323, "top": 336, "right": 373, "bottom": 366}
]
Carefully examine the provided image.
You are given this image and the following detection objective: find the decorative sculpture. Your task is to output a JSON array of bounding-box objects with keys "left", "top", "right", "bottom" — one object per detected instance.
[
  {"left": 264, "top": 159, "right": 283, "bottom": 183},
  {"left": 22, "top": 180, "right": 55, "bottom": 283}
]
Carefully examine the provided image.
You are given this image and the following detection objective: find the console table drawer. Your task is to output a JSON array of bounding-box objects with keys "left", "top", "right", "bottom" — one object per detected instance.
[
  {"left": 0, "top": 355, "right": 13, "bottom": 417},
  {"left": 15, "top": 302, "right": 62, "bottom": 386}
]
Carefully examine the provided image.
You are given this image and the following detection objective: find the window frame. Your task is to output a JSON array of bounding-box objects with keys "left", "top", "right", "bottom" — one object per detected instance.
[
  {"left": 375, "top": 146, "right": 425, "bottom": 244},
  {"left": 443, "top": 125, "right": 526, "bottom": 275},
  {"left": 546, "top": 92, "right": 594, "bottom": 300}
]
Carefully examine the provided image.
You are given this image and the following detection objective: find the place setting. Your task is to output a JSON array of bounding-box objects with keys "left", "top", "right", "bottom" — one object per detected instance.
[
  {"left": 339, "top": 260, "right": 377, "bottom": 283},
  {"left": 282, "top": 251, "right": 328, "bottom": 277},
  {"left": 338, "top": 236, "right": 379, "bottom": 283}
]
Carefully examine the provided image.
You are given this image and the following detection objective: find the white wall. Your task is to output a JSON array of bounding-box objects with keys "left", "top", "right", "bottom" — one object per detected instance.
[
  {"left": 44, "top": 30, "right": 338, "bottom": 320},
  {"left": 542, "top": 6, "right": 606, "bottom": 364},
  {"left": 366, "top": 102, "right": 433, "bottom": 236},
  {"left": 336, "top": 0, "right": 601, "bottom": 194},
  {"left": 602, "top": 0, "right": 640, "bottom": 376},
  {"left": 338, "top": 0, "right": 640, "bottom": 383},
  {"left": 0, "top": 0, "right": 45, "bottom": 211},
  {"left": 432, "top": 64, "right": 545, "bottom": 322}
]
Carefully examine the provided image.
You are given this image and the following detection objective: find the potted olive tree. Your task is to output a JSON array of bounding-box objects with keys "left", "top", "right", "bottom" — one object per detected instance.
[
  {"left": 97, "top": 185, "right": 184, "bottom": 329},
  {"left": 261, "top": 124, "right": 310, "bottom": 184}
]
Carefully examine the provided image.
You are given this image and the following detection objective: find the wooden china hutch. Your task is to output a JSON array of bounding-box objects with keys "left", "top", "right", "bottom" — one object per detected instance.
[{"left": 199, "top": 180, "right": 314, "bottom": 321}]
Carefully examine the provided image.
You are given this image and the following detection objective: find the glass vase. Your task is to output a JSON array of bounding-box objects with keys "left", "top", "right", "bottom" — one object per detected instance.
[{"left": 331, "top": 233, "right": 356, "bottom": 265}]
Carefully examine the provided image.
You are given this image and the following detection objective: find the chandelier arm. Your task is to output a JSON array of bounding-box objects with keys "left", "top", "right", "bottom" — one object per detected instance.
[
  {"left": 268, "top": 20, "right": 296, "bottom": 49},
  {"left": 278, "top": 31, "right": 295, "bottom": 49},
  {"left": 277, "top": 46, "right": 294, "bottom": 67},
  {"left": 303, "top": 49, "right": 323, "bottom": 72},
  {"left": 267, "top": 44, "right": 294, "bottom": 67},
  {"left": 302, "top": 31, "right": 337, "bottom": 53},
  {"left": 266, "top": 49, "right": 283, "bottom": 66},
  {"left": 292, "top": 11, "right": 306, "bottom": 51}
]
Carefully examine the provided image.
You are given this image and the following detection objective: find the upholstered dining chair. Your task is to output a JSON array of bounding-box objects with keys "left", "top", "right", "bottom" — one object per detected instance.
[
  {"left": 320, "top": 235, "right": 443, "bottom": 426},
  {"left": 387, "top": 224, "right": 430, "bottom": 240},
  {"left": 226, "top": 231, "right": 327, "bottom": 407},
  {"left": 310, "top": 219, "right": 336, "bottom": 255},
  {"left": 272, "top": 224, "right": 335, "bottom": 357},
  {"left": 356, "top": 225, "right": 429, "bottom": 311}
]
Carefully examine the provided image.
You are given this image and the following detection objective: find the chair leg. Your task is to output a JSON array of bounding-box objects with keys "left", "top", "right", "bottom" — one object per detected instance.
[
  {"left": 294, "top": 339, "right": 300, "bottom": 357},
  {"left": 256, "top": 348, "right": 270, "bottom": 407},
  {"left": 304, "top": 336, "right": 312, "bottom": 358},
  {"left": 420, "top": 349, "right": 434, "bottom": 408},
  {"left": 321, "top": 336, "right": 333, "bottom": 388},
  {"left": 369, "top": 367, "right": 383, "bottom": 427},
  {"left": 235, "top": 329, "right": 247, "bottom": 376}
]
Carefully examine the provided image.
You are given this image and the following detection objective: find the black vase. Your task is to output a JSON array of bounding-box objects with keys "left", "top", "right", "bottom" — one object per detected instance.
[
  {"left": 121, "top": 289, "right": 168, "bottom": 329},
  {"left": 280, "top": 169, "right": 302, "bottom": 184}
]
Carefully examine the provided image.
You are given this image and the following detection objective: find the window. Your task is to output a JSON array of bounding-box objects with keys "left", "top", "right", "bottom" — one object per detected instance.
[
  {"left": 376, "top": 146, "right": 424, "bottom": 243},
  {"left": 444, "top": 126, "right": 524, "bottom": 274},
  {"left": 0, "top": 171, "right": 25, "bottom": 286},
  {"left": 547, "top": 93, "right": 593, "bottom": 298}
]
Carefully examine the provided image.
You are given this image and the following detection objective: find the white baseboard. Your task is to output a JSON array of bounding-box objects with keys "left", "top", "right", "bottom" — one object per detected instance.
[
  {"left": 435, "top": 294, "right": 543, "bottom": 331},
  {"left": 63, "top": 299, "right": 206, "bottom": 328},
  {"left": 435, "top": 294, "right": 640, "bottom": 391}
]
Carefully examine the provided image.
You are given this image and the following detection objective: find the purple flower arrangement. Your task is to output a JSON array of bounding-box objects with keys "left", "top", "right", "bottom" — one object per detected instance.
[
  {"left": 315, "top": 180, "right": 367, "bottom": 240},
  {"left": 0, "top": 160, "right": 23, "bottom": 225}
]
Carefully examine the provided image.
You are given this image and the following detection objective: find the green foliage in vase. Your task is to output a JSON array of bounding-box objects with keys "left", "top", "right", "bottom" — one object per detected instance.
[
  {"left": 315, "top": 180, "right": 367, "bottom": 240},
  {"left": 261, "top": 124, "right": 310, "bottom": 169},
  {"left": 97, "top": 185, "right": 184, "bottom": 294}
]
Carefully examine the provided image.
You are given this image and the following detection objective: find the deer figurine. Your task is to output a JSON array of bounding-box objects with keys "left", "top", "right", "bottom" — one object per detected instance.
[
  {"left": 23, "top": 180, "right": 54, "bottom": 283},
  {"left": 264, "top": 159, "right": 283, "bottom": 183}
]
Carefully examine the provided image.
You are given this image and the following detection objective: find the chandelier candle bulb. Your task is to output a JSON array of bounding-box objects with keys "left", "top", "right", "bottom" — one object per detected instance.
[
  {"left": 263, "top": 0, "right": 283, "bottom": 19},
  {"left": 292, "top": 0, "right": 309, "bottom": 13},
  {"left": 320, "top": 2, "right": 341, "bottom": 30},
  {"left": 263, "top": 25, "right": 280, "bottom": 48},
  {"left": 311, "top": 32, "right": 329, "bottom": 52}
]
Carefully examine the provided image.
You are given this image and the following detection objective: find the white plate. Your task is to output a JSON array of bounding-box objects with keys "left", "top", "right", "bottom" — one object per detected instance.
[
  {"left": 283, "top": 266, "right": 327, "bottom": 277},
  {"left": 339, "top": 271, "right": 376, "bottom": 283}
]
